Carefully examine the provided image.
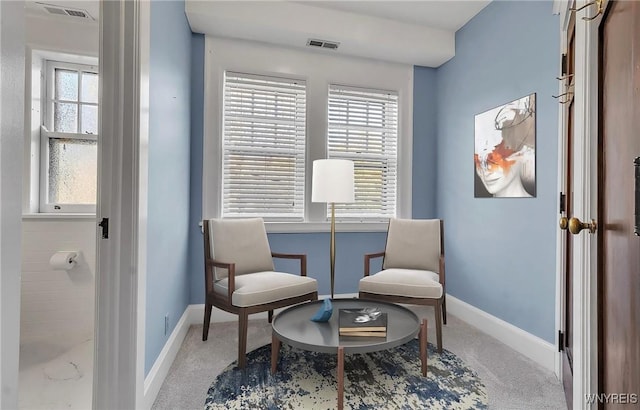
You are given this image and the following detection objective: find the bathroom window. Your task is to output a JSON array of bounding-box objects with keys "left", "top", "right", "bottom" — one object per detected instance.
[{"left": 40, "top": 60, "right": 98, "bottom": 213}]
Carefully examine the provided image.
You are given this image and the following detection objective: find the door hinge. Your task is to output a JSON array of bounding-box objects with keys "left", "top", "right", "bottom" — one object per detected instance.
[
  {"left": 98, "top": 217, "right": 109, "bottom": 239},
  {"left": 558, "top": 330, "right": 564, "bottom": 352},
  {"left": 561, "top": 53, "right": 567, "bottom": 76},
  {"left": 559, "top": 192, "right": 566, "bottom": 213}
]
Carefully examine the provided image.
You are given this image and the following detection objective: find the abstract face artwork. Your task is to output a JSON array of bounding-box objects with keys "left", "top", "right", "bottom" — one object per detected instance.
[{"left": 474, "top": 94, "right": 536, "bottom": 198}]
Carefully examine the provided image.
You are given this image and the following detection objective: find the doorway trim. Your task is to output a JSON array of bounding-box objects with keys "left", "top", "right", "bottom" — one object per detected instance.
[
  {"left": 554, "top": 0, "right": 602, "bottom": 408},
  {"left": 572, "top": 1, "right": 602, "bottom": 407},
  {"left": 554, "top": 0, "right": 606, "bottom": 409},
  {"left": 93, "top": 0, "right": 148, "bottom": 408},
  {"left": 554, "top": 1, "right": 571, "bottom": 382}
]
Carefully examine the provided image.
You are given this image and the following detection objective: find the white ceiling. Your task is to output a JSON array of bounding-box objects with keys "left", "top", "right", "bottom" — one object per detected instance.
[
  {"left": 302, "top": 1, "right": 491, "bottom": 31},
  {"left": 25, "top": 0, "right": 492, "bottom": 67},
  {"left": 186, "top": 0, "right": 491, "bottom": 67}
]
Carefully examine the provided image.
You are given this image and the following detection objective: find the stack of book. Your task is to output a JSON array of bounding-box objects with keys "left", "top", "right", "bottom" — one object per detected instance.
[{"left": 339, "top": 308, "right": 387, "bottom": 337}]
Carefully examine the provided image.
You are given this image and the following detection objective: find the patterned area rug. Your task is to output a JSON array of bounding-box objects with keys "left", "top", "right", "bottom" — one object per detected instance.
[{"left": 205, "top": 339, "right": 487, "bottom": 409}]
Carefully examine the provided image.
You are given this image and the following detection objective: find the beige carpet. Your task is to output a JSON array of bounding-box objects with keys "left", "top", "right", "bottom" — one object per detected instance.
[{"left": 152, "top": 306, "right": 565, "bottom": 410}]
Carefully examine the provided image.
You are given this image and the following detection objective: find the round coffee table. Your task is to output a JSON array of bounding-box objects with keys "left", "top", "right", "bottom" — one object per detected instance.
[{"left": 271, "top": 299, "right": 428, "bottom": 410}]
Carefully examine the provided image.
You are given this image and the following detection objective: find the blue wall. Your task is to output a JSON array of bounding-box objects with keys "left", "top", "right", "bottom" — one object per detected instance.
[
  {"left": 185, "top": 1, "right": 558, "bottom": 344},
  {"left": 435, "top": 1, "right": 558, "bottom": 342},
  {"left": 412, "top": 66, "right": 438, "bottom": 218},
  {"left": 267, "top": 232, "right": 386, "bottom": 296},
  {"left": 187, "top": 65, "right": 435, "bottom": 304},
  {"left": 146, "top": 0, "right": 192, "bottom": 375}
]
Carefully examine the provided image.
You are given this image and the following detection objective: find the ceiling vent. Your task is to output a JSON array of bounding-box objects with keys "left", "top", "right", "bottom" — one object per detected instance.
[
  {"left": 307, "top": 38, "right": 340, "bottom": 50},
  {"left": 36, "top": 2, "right": 95, "bottom": 21}
]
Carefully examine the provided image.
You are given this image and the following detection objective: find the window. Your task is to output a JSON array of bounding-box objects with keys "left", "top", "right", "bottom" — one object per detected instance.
[
  {"left": 221, "top": 72, "right": 306, "bottom": 220},
  {"left": 203, "top": 37, "right": 413, "bottom": 230},
  {"left": 327, "top": 85, "right": 398, "bottom": 220},
  {"left": 41, "top": 60, "right": 99, "bottom": 213}
]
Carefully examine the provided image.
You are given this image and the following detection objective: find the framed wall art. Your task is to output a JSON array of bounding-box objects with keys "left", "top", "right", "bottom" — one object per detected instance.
[{"left": 474, "top": 93, "right": 536, "bottom": 198}]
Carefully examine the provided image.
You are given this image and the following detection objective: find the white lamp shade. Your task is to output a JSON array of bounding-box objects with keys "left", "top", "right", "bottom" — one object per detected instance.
[{"left": 311, "top": 159, "right": 355, "bottom": 203}]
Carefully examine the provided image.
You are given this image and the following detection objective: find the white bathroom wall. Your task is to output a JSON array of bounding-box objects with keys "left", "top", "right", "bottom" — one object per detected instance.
[
  {"left": 20, "top": 219, "right": 95, "bottom": 356},
  {"left": 20, "top": 12, "right": 98, "bottom": 357},
  {"left": 23, "top": 13, "right": 99, "bottom": 213}
]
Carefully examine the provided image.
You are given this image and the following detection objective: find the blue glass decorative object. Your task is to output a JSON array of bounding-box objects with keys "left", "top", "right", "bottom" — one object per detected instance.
[{"left": 310, "top": 298, "right": 333, "bottom": 322}]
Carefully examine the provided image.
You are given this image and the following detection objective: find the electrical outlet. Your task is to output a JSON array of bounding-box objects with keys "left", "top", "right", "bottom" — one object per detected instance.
[{"left": 164, "top": 314, "right": 169, "bottom": 335}]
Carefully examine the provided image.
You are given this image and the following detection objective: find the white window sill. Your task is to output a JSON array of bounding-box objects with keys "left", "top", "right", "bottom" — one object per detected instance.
[
  {"left": 198, "top": 221, "right": 388, "bottom": 233},
  {"left": 22, "top": 213, "right": 96, "bottom": 220},
  {"left": 265, "top": 222, "right": 388, "bottom": 233}
]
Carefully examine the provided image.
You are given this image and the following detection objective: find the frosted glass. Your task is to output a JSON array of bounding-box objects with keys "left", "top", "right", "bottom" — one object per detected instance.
[
  {"left": 81, "top": 105, "right": 98, "bottom": 134},
  {"left": 55, "top": 69, "right": 78, "bottom": 101},
  {"left": 54, "top": 103, "right": 78, "bottom": 133},
  {"left": 48, "top": 138, "right": 97, "bottom": 204},
  {"left": 81, "top": 73, "right": 98, "bottom": 103}
]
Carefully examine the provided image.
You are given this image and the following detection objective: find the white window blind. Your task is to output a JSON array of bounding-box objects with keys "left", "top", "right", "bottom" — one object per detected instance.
[
  {"left": 222, "top": 72, "right": 306, "bottom": 219},
  {"left": 327, "top": 84, "right": 398, "bottom": 219}
]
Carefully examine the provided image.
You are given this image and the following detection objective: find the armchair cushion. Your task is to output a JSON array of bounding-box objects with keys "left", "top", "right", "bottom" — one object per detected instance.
[
  {"left": 209, "top": 218, "right": 274, "bottom": 280},
  {"left": 214, "top": 271, "right": 317, "bottom": 307},
  {"left": 359, "top": 268, "right": 443, "bottom": 299},
  {"left": 382, "top": 218, "right": 441, "bottom": 272}
]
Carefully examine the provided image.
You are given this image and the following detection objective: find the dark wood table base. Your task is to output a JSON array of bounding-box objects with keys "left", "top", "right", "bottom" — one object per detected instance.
[
  {"left": 271, "top": 333, "right": 280, "bottom": 374},
  {"left": 271, "top": 318, "right": 429, "bottom": 410}
]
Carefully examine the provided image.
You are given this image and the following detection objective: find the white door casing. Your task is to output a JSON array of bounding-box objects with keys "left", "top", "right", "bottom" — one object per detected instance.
[
  {"left": 137, "top": 0, "right": 150, "bottom": 407},
  {"left": 94, "top": 0, "right": 146, "bottom": 408},
  {"left": 554, "top": 1, "right": 570, "bottom": 381},
  {"left": 573, "top": 1, "right": 602, "bottom": 407},
  {"left": 554, "top": 0, "right": 602, "bottom": 408},
  {"left": 0, "top": 2, "right": 25, "bottom": 408}
]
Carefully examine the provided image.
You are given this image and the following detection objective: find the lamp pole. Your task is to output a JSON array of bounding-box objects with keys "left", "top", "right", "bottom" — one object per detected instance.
[
  {"left": 330, "top": 202, "right": 336, "bottom": 299},
  {"left": 311, "top": 159, "right": 354, "bottom": 301}
]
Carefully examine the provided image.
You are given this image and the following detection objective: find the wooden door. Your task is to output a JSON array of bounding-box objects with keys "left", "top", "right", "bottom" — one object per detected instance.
[
  {"left": 598, "top": 0, "right": 640, "bottom": 406},
  {"left": 560, "top": 12, "right": 576, "bottom": 409}
]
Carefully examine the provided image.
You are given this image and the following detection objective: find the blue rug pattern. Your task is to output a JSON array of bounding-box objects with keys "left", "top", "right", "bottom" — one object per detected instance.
[{"left": 205, "top": 339, "right": 487, "bottom": 409}]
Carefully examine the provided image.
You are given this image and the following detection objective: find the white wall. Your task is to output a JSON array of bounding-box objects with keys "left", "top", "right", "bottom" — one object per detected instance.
[
  {"left": 1, "top": 2, "right": 26, "bottom": 407},
  {"left": 23, "top": 14, "right": 99, "bottom": 213},
  {"left": 26, "top": 14, "right": 98, "bottom": 56},
  {"left": 20, "top": 14, "right": 98, "bottom": 355},
  {"left": 20, "top": 219, "right": 96, "bottom": 352}
]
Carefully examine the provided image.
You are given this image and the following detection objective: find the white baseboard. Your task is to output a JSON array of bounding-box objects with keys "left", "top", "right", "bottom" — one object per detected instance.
[
  {"left": 142, "top": 292, "right": 557, "bottom": 408},
  {"left": 142, "top": 307, "right": 191, "bottom": 410},
  {"left": 446, "top": 295, "right": 557, "bottom": 373}
]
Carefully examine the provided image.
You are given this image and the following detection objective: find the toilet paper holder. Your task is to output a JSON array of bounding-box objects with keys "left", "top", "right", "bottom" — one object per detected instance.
[{"left": 49, "top": 251, "right": 79, "bottom": 270}]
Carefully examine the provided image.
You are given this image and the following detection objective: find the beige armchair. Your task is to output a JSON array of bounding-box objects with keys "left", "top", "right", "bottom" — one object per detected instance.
[
  {"left": 202, "top": 218, "right": 318, "bottom": 368},
  {"left": 359, "top": 218, "right": 446, "bottom": 352}
]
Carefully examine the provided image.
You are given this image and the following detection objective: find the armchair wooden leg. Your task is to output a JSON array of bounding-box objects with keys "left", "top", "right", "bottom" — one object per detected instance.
[
  {"left": 442, "top": 295, "right": 447, "bottom": 325},
  {"left": 420, "top": 319, "right": 428, "bottom": 377},
  {"left": 435, "top": 302, "right": 443, "bottom": 353},
  {"left": 238, "top": 309, "right": 248, "bottom": 368},
  {"left": 203, "top": 303, "right": 212, "bottom": 341},
  {"left": 268, "top": 310, "right": 274, "bottom": 323}
]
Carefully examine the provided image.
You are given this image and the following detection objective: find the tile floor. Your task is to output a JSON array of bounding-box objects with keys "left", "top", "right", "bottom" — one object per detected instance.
[{"left": 18, "top": 338, "right": 93, "bottom": 410}]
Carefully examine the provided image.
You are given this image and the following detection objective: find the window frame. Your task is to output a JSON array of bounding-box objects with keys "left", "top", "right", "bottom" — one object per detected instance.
[
  {"left": 40, "top": 60, "right": 99, "bottom": 213},
  {"left": 203, "top": 36, "right": 413, "bottom": 233}
]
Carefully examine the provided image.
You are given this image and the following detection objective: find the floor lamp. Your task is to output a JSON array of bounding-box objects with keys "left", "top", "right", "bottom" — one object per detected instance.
[{"left": 311, "top": 159, "right": 355, "bottom": 299}]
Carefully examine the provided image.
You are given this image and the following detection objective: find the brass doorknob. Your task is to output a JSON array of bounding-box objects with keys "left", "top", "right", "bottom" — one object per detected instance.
[
  {"left": 568, "top": 217, "right": 597, "bottom": 234},
  {"left": 559, "top": 217, "right": 569, "bottom": 230}
]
